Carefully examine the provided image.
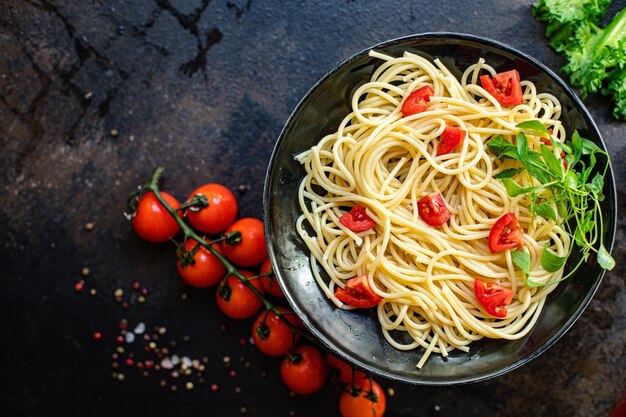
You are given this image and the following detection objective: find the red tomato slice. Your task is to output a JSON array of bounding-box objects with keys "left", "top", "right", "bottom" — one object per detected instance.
[
  {"left": 401, "top": 85, "right": 434, "bottom": 117},
  {"left": 488, "top": 213, "right": 524, "bottom": 253},
  {"left": 474, "top": 279, "right": 514, "bottom": 318},
  {"left": 339, "top": 205, "right": 376, "bottom": 232},
  {"left": 334, "top": 275, "right": 382, "bottom": 308},
  {"left": 417, "top": 192, "right": 450, "bottom": 226},
  {"left": 437, "top": 125, "right": 466, "bottom": 156},
  {"left": 480, "top": 70, "right": 523, "bottom": 106}
]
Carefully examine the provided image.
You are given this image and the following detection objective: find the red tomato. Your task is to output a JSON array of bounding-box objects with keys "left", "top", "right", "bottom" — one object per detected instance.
[
  {"left": 259, "top": 258, "right": 284, "bottom": 298},
  {"left": 132, "top": 191, "right": 181, "bottom": 243},
  {"left": 401, "top": 85, "right": 434, "bottom": 116},
  {"left": 480, "top": 70, "right": 523, "bottom": 106},
  {"left": 176, "top": 239, "right": 226, "bottom": 288},
  {"left": 216, "top": 270, "right": 264, "bottom": 319},
  {"left": 488, "top": 213, "right": 524, "bottom": 253},
  {"left": 252, "top": 307, "right": 300, "bottom": 357},
  {"left": 327, "top": 355, "right": 367, "bottom": 386},
  {"left": 221, "top": 218, "right": 268, "bottom": 267},
  {"left": 437, "top": 125, "right": 466, "bottom": 156},
  {"left": 339, "top": 205, "right": 376, "bottom": 232},
  {"left": 186, "top": 184, "right": 238, "bottom": 234},
  {"left": 339, "top": 379, "right": 387, "bottom": 417},
  {"left": 280, "top": 345, "right": 327, "bottom": 395},
  {"left": 334, "top": 275, "right": 382, "bottom": 308},
  {"left": 474, "top": 279, "right": 514, "bottom": 318},
  {"left": 417, "top": 192, "right": 450, "bottom": 226}
]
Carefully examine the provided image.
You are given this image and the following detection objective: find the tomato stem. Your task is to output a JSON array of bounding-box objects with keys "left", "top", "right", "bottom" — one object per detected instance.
[{"left": 146, "top": 167, "right": 318, "bottom": 345}]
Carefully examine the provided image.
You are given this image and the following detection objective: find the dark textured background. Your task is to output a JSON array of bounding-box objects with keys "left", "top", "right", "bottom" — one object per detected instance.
[{"left": 1, "top": 1, "right": 625, "bottom": 416}]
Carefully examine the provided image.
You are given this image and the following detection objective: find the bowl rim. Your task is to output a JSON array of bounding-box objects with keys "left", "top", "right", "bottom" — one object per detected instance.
[{"left": 262, "top": 31, "right": 617, "bottom": 385}]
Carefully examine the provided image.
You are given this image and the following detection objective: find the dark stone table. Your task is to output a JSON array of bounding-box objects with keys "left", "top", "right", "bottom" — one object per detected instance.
[{"left": 1, "top": 1, "right": 624, "bottom": 416}]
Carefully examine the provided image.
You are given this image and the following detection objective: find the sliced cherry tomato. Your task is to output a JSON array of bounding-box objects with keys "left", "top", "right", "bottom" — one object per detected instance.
[
  {"left": 488, "top": 213, "right": 524, "bottom": 253},
  {"left": 327, "top": 355, "right": 367, "bottom": 386},
  {"left": 401, "top": 85, "right": 434, "bottom": 117},
  {"left": 186, "top": 183, "right": 238, "bottom": 234},
  {"left": 132, "top": 191, "right": 181, "bottom": 243},
  {"left": 252, "top": 307, "right": 300, "bottom": 357},
  {"left": 334, "top": 275, "right": 382, "bottom": 308},
  {"left": 417, "top": 192, "right": 450, "bottom": 226},
  {"left": 339, "top": 205, "right": 376, "bottom": 232},
  {"left": 474, "top": 279, "right": 514, "bottom": 318},
  {"left": 280, "top": 345, "right": 327, "bottom": 395},
  {"left": 216, "top": 270, "right": 265, "bottom": 319},
  {"left": 339, "top": 379, "right": 387, "bottom": 417},
  {"left": 480, "top": 70, "right": 523, "bottom": 106},
  {"left": 437, "top": 125, "right": 466, "bottom": 156},
  {"left": 221, "top": 218, "right": 268, "bottom": 267},
  {"left": 176, "top": 239, "right": 226, "bottom": 288},
  {"left": 259, "top": 258, "right": 284, "bottom": 298}
]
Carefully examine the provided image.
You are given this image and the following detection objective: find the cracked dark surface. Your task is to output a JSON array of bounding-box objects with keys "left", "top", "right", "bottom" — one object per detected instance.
[{"left": 1, "top": 1, "right": 624, "bottom": 416}]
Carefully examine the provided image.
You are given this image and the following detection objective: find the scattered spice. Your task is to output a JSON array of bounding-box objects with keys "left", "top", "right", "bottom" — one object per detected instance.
[
  {"left": 388, "top": 387, "right": 395, "bottom": 397},
  {"left": 85, "top": 222, "right": 94, "bottom": 231},
  {"left": 211, "top": 384, "right": 219, "bottom": 392},
  {"left": 110, "top": 128, "right": 119, "bottom": 137},
  {"left": 74, "top": 281, "right": 85, "bottom": 293},
  {"left": 92, "top": 331, "right": 102, "bottom": 341},
  {"left": 89, "top": 288, "right": 97, "bottom": 296},
  {"left": 81, "top": 267, "right": 90, "bottom": 277}
]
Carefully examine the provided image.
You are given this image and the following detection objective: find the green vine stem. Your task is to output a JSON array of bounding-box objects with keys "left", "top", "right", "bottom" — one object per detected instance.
[{"left": 147, "top": 167, "right": 319, "bottom": 346}]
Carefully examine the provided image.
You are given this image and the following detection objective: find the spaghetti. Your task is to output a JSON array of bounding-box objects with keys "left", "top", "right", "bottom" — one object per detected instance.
[{"left": 295, "top": 50, "right": 570, "bottom": 368}]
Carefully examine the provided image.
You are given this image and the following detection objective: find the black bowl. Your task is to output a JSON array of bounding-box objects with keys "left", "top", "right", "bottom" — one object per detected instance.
[{"left": 263, "top": 33, "right": 617, "bottom": 385}]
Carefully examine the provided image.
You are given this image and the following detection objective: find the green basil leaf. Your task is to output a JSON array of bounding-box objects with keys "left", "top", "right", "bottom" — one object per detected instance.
[
  {"left": 570, "top": 131, "right": 583, "bottom": 167},
  {"left": 502, "top": 178, "right": 525, "bottom": 197},
  {"left": 581, "top": 138, "right": 601, "bottom": 155},
  {"left": 526, "top": 151, "right": 552, "bottom": 184},
  {"left": 540, "top": 144, "right": 564, "bottom": 179},
  {"left": 487, "top": 136, "right": 517, "bottom": 158},
  {"left": 597, "top": 245, "right": 615, "bottom": 270},
  {"left": 564, "top": 171, "right": 578, "bottom": 189},
  {"left": 516, "top": 120, "right": 550, "bottom": 137},
  {"left": 533, "top": 202, "right": 557, "bottom": 221},
  {"left": 512, "top": 251, "right": 531, "bottom": 277},
  {"left": 541, "top": 244, "right": 568, "bottom": 272},
  {"left": 516, "top": 132, "right": 529, "bottom": 165},
  {"left": 494, "top": 168, "right": 524, "bottom": 179},
  {"left": 554, "top": 141, "right": 572, "bottom": 154}
]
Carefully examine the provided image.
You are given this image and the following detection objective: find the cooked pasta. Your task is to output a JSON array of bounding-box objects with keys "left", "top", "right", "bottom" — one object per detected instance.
[{"left": 295, "top": 50, "right": 571, "bottom": 368}]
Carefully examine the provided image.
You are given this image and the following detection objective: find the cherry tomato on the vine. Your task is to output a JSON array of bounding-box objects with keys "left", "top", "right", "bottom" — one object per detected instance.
[
  {"left": 186, "top": 183, "right": 238, "bottom": 234},
  {"left": 252, "top": 307, "right": 300, "bottom": 357},
  {"left": 221, "top": 218, "right": 268, "bottom": 267},
  {"left": 216, "top": 270, "right": 264, "bottom": 319},
  {"left": 259, "top": 258, "right": 284, "bottom": 298},
  {"left": 132, "top": 191, "right": 181, "bottom": 243},
  {"left": 339, "top": 379, "right": 387, "bottom": 417},
  {"left": 327, "top": 355, "right": 367, "bottom": 386},
  {"left": 176, "top": 239, "right": 226, "bottom": 288},
  {"left": 280, "top": 345, "right": 327, "bottom": 395}
]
